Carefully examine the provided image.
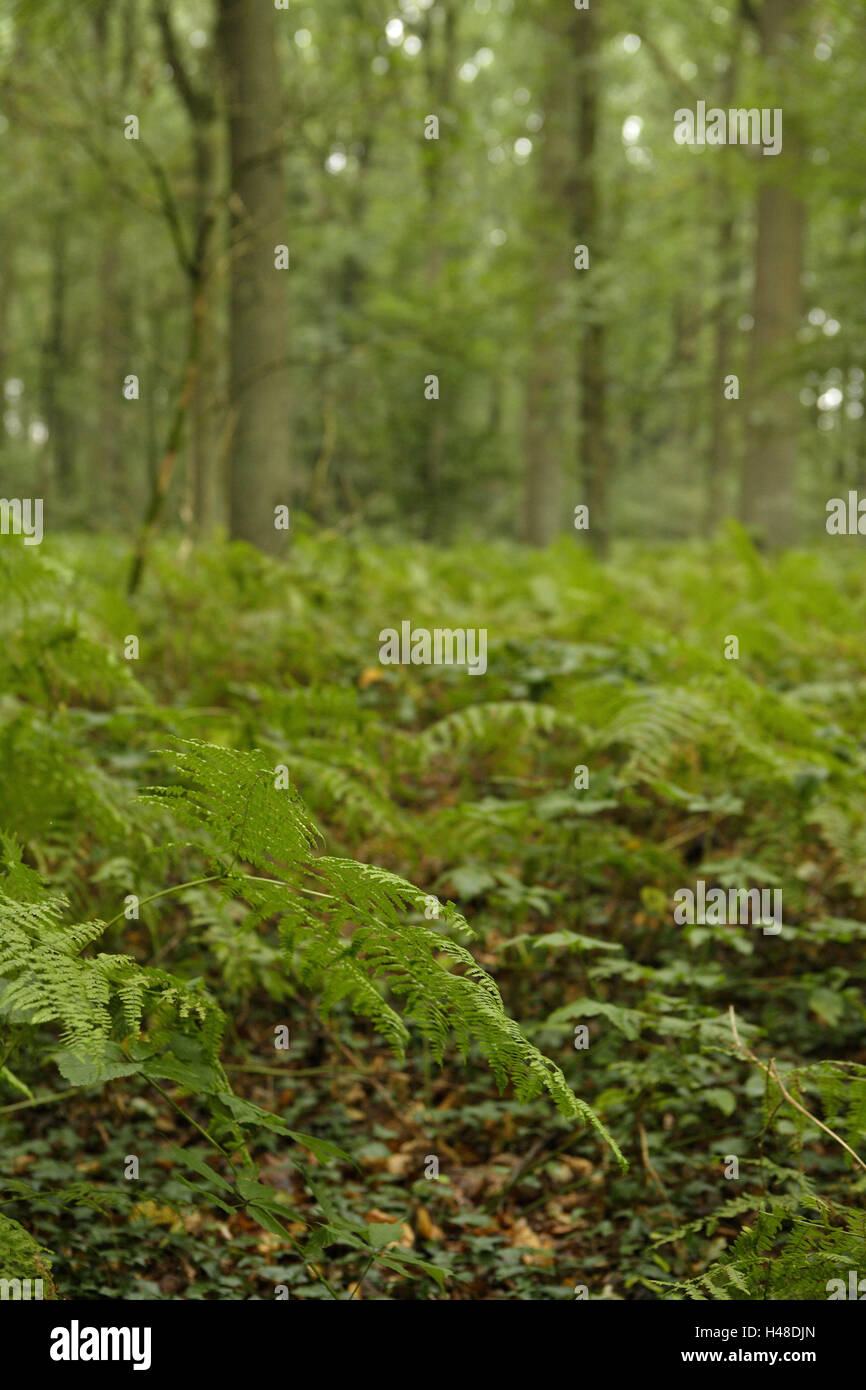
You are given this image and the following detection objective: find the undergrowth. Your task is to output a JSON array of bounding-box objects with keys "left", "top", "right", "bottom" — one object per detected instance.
[{"left": 1, "top": 523, "right": 865, "bottom": 1299}]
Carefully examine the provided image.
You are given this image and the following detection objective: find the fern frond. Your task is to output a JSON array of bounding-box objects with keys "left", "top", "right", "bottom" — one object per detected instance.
[
  {"left": 149, "top": 739, "right": 626, "bottom": 1165},
  {"left": 0, "top": 880, "right": 223, "bottom": 1065}
]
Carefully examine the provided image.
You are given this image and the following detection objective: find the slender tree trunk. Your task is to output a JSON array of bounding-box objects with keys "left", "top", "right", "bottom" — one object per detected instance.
[
  {"left": 97, "top": 231, "right": 126, "bottom": 514},
  {"left": 185, "top": 128, "right": 219, "bottom": 535},
  {"left": 707, "top": 207, "right": 736, "bottom": 533},
  {"left": 217, "top": 0, "right": 289, "bottom": 552},
  {"left": 41, "top": 213, "right": 74, "bottom": 487},
  {"left": 706, "top": 44, "right": 740, "bottom": 536},
  {"left": 154, "top": 1, "right": 222, "bottom": 536},
  {"left": 523, "top": 357, "right": 562, "bottom": 545},
  {"left": 0, "top": 231, "right": 14, "bottom": 460},
  {"left": 93, "top": 2, "right": 127, "bottom": 519},
  {"left": 739, "top": 0, "right": 806, "bottom": 547},
  {"left": 127, "top": 284, "right": 206, "bottom": 594},
  {"left": 522, "top": 26, "right": 571, "bottom": 546},
  {"left": 573, "top": 5, "right": 609, "bottom": 555},
  {"left": 417, "top": 0, "right": 456, "bottom": 541}
]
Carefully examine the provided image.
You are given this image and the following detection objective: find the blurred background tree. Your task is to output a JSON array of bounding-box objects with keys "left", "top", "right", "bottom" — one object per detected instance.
[{"left": 1, "top": 0, "right": 865, "bottom": 552}]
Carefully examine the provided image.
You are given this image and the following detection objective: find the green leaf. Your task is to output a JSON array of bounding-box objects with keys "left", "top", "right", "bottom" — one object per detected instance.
[
  {"left": 507, "top": 930, "right": 622, "bottom": 954},
  {"left": 220, "top": 1095, "right": 352, "bottom": 1163},
  {"left": 701, "top": 1088, "right": 737, "bottom": 1117},
  {"left": 173, "top": 1176, "right": 237, "bottom": 1216},
  {"left": 449, "top": 865, "right": 496, "bottom": 899},
  {"left": 365, "top": 1220, "right": 400, "bottom": 1248},
  {"left": 167, "top": 1143, "right": 233, "bottom": 1192},
  {"left": 247, "top": 1205, "right": 290, "bottom": 1238},
  {"left": 546, "top": 998, "right": 643, "bottom": 1041},
  {"left": 142, "top": 1055, "right": 221, "bottom": 1092},
  {"left": 283, "top": 1128, "right": 353, "bottom": 1166},
  {"left": 56, "top": 1044, "right": 142, "bottom": 1086},
  {"left": 236, "top": 1174, "right": 296, "bottom": 1216},
  {"left": 809, "top": 988, "right": 845, "bottom": 1027}
]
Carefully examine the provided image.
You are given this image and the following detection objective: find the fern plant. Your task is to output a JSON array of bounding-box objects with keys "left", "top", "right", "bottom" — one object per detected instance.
[
  {"left": 145, "top": 738, "right": 621, "bottom": 1141},
  {"left": 0, "top": 1212, "right": 55, "bottom": 1297},
  {"left": 0, "top": 739, "right": 624, "bottom": 1298},
  {"left": 646, "top": 1034, "right": 866, "bottom": 1301}
]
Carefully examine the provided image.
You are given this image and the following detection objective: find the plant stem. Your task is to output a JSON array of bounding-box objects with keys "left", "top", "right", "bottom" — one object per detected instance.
[
  {"left": 148, "top": 1078, "right": 238, "bottom": 1175},
  {"left": 728, "top": 1005, "right": 866, "bottom": 1175},
  {"left": 102, "top": 874, "right": 225, "bottom": 930},
  {"left": 0, "top": 1086, "right": 81, "bottom": 1117}
]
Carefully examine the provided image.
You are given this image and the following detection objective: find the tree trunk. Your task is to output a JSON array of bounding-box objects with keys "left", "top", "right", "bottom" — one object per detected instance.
[
  {"left": 573, "top": 4, "right": 609, "bottom": 555},
  {"left": 93, "top": 2, "right": 128, "bottom": 519},
  {"left": 217, "top": 0, "right": 289, "bottom": 552},
  {"left": 417, "top": 0, "right": 457, "bottom": 541},
  {"left": 97, "top": 230, "right": 127, "bottom": 516},
  {"left": 521, "top": 14, "right": 572, "bottom": 547},
  {"left": 706, "top": 207, "right": 735, "bottom": 533},
  {"left": 41, "top": 212, "right": 74, "bottom": 487},
  {"left": 154, "top": 1, "right": 222, "bottom": 536},
  {"left": 739, "top": 0, "right": 806, "bottom": 548},
  {"left": 189, "top": 131, "right": 223, "bottom": 538},
  {"left": 706, "top": 44, "right": 740, "bottom": 536},
  {"left": 523, "top": 356, "right": 562, "bottom": 545}
]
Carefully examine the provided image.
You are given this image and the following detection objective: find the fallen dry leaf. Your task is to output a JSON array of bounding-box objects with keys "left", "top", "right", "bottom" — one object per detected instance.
[
  {"left": 385, "top": 1151, "right": 413, "bottom": 1177},
  {"left": 562, "top": 1156, "right": 593, "bottom": 1178},
  {"left": 415, "top": 1205, "right": 445, "bottom": 1240},
  {"left": 509, "top": 1217, "right": 555, "bottom": 1267}
]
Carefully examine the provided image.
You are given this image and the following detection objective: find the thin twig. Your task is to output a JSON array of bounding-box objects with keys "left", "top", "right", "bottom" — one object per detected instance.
[{"left": 728, "top": 1005, "right": 866, "bottom": 1175}]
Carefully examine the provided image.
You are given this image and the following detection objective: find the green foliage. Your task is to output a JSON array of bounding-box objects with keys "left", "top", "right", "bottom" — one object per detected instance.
[
  {"left": 3, "top": 529, "right": 866, "bottom": 1297},
  {"left": 0, "top": 1212, "right": 54, "bottom": 1293},
  {"left": 143, "top": 737, "right": 618, "bottom": 1141},
  {"left": 0, "top": 547, "right": 624, "bottom": 1296},
  {"left": 0, "top": 844, "right": 221, "bottom": 1068},
  {"left": 8, "top": 0, "right": 866, "bottom": 539}
]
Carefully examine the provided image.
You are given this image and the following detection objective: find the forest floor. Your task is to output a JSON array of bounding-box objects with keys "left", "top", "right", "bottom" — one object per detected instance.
[{"left": 2, "top": 526, "right": 866, "bottom": 1299}]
